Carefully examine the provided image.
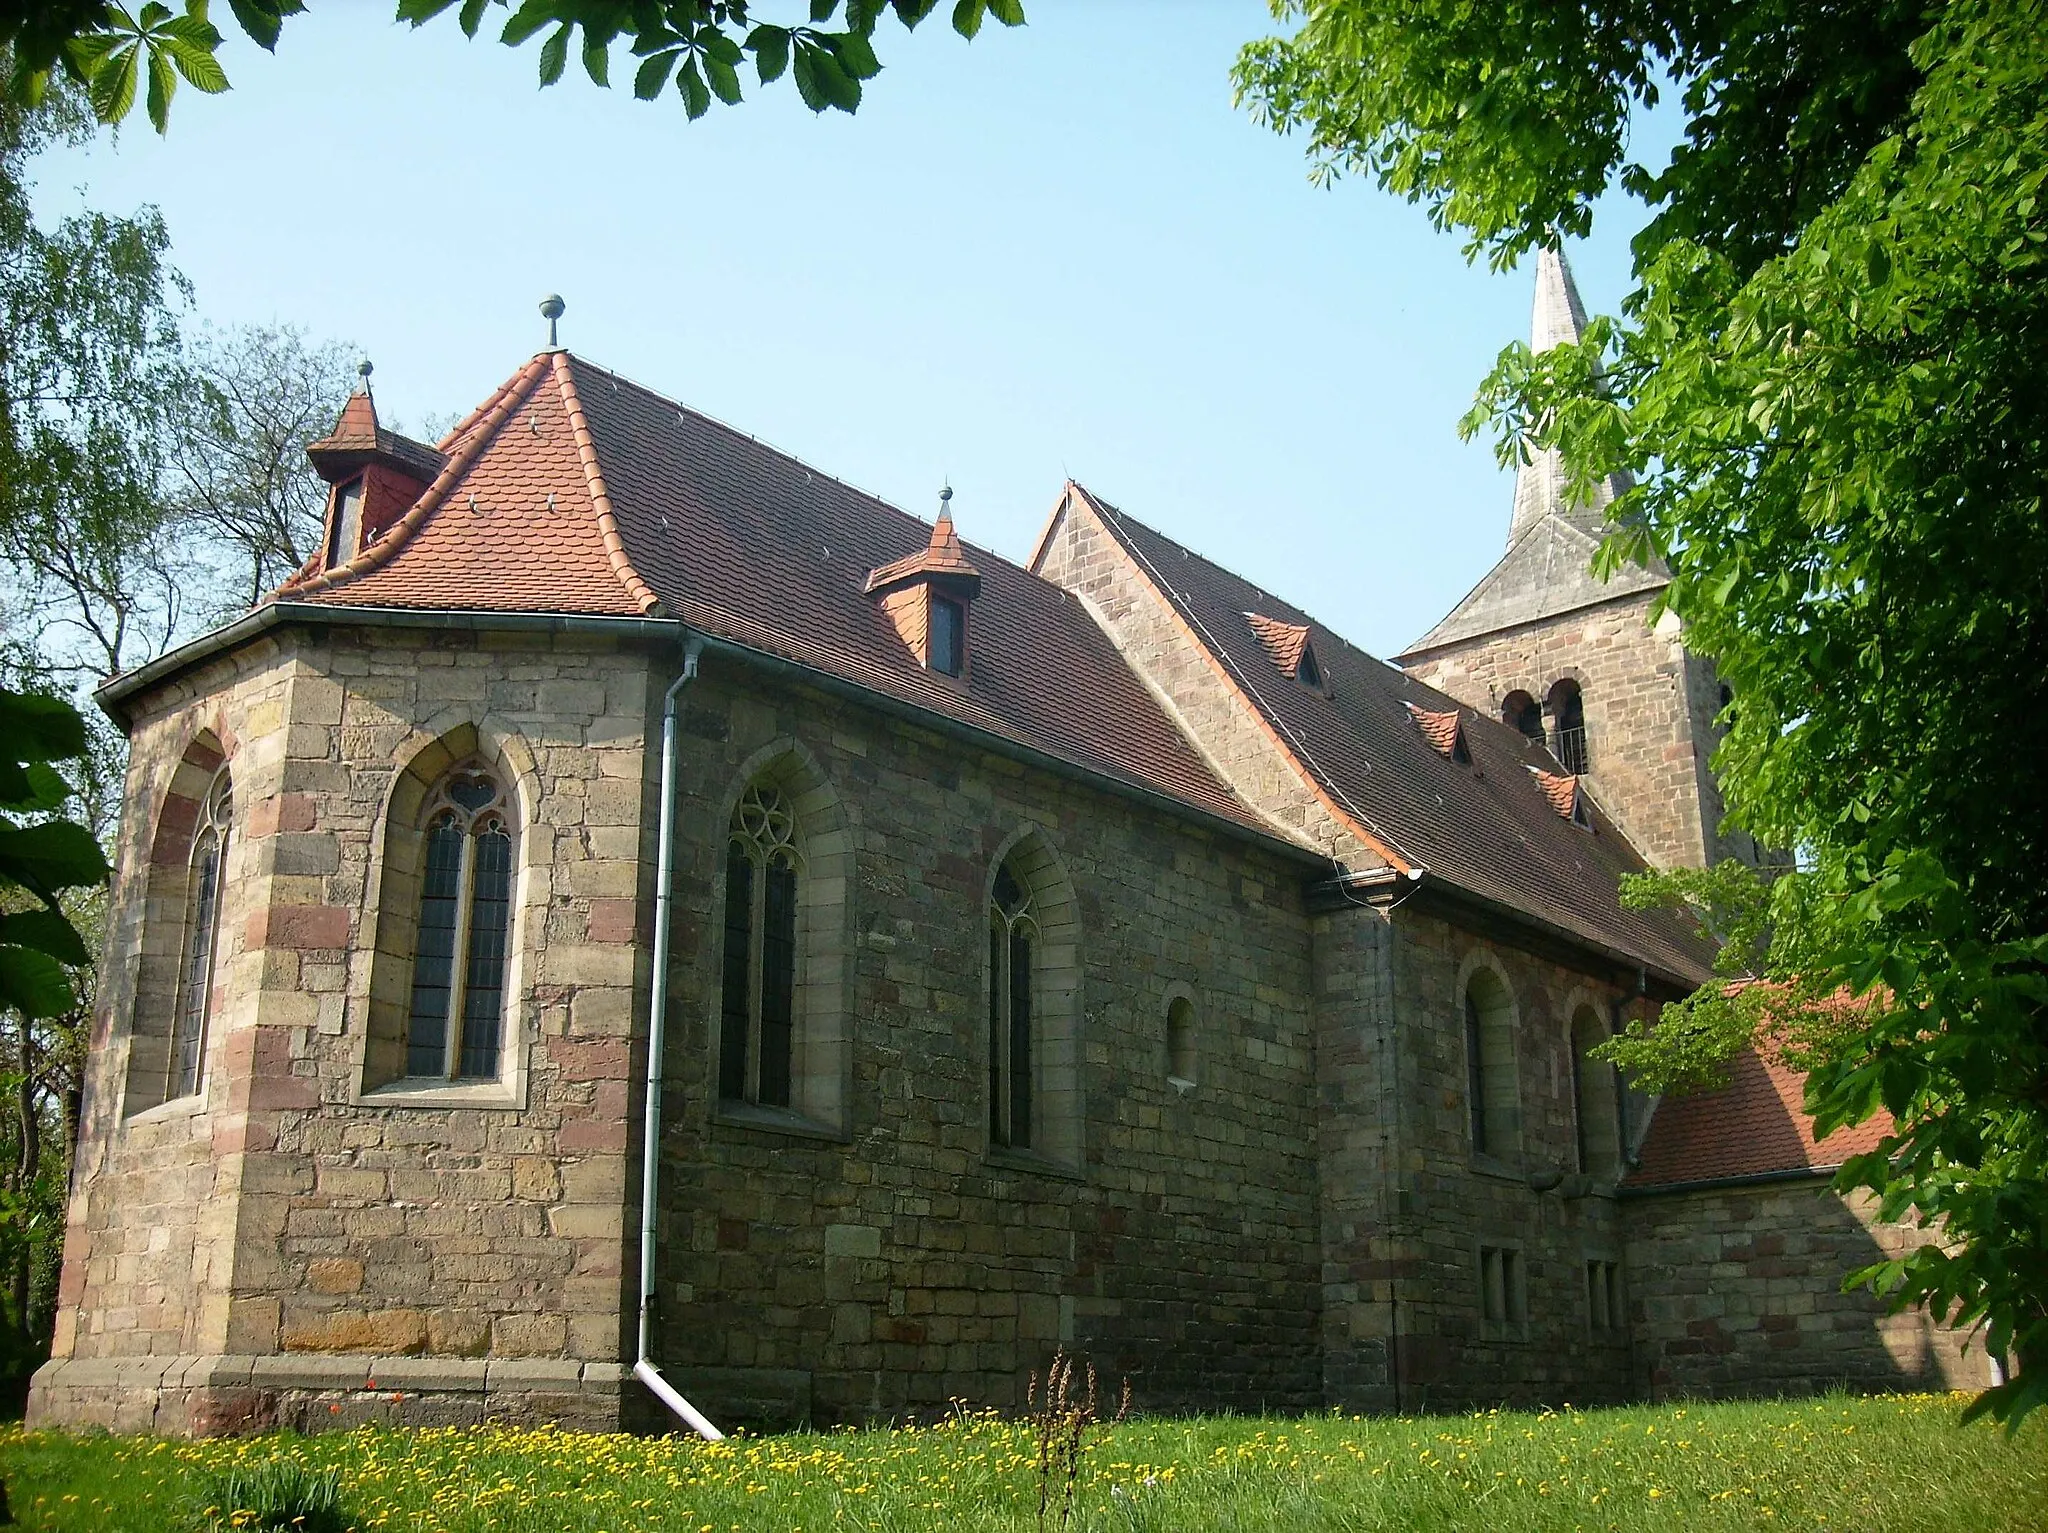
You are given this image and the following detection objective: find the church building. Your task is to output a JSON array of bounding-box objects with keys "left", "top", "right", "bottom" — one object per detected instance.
[{"left": 28, "top": 255, "right": 1983, "bottom": 1435}]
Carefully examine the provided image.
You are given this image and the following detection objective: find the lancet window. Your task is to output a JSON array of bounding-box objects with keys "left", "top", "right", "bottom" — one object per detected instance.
[
  {"left": 168, "top": 764, "right": 233, "bottom": 1100},
  {"left": 988, "top": 861, "right": 1036, "bottom": 1150},
  {"left": 719, "top": 781, "right": 802, "bottom": 1108}
]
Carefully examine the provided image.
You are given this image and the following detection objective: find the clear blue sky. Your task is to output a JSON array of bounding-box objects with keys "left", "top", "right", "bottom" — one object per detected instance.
[{"left": 34, "top": 2, "right": 1657, "bottom": 659}]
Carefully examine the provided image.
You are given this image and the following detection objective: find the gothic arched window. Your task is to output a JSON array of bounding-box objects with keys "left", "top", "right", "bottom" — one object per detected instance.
[
  {"left": 1464, "top": 968, "right": 1519, "bottom": 1159},
  {"left": 168, "top": 764, "right": 233, "bottom": 1101},
  {"left": 988, "top": 861, "right": 1036, "bottom": 1150},
  {"left": 405, "top": 764, "right": 514, "bottom": 1079},
  {"left": 719, "top": 781, "right": 802, "bottom": 1108},
  {"left": 1571, "top": 1005, "right": 1622, "bottom": 1178}
]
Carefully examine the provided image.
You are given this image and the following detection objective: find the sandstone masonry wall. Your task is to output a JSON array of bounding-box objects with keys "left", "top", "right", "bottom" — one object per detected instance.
[
  {"left": 33, "top": 624, "right": 656, "bottom": 1433},
  {"left": 643, "top": 651, "right": 1328, "bottom": 1423},
  {"left": 1623, "top": 1181, "right": 1989, "bottom": 1400},
  {"left": 1380, "top": 906, "right": 1647, "bottom": 1410}
]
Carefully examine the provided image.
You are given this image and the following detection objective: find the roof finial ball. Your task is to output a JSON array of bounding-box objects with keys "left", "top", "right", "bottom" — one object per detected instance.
[
  {"left": 540, "top": 293, "right": 566, "bottom": 350},
  {"left": 356, "top": 358, "right": 373, "bottom": 396},
  {"left": 938, "top": 483, "right": 953, "bottom": 521}
]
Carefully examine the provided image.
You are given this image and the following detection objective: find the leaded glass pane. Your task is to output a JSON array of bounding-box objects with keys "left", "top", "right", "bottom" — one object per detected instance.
[
  {"left": 458, "top": 825, "right": 512, "bottom": 1078},
  {"left": 407, "top": 816, "right": 465, "bottom": 1076},
  {"left": 169, "top": 830, "right": 221, "bottom": 1099},
  {"left": 718, "top": 844, "right": 753, "bottom": 1102},
  {"left": 1008, "top": 925, "right": 1033, "bottom": 1149},
  {"left": 760, "top": 856, "right": 797, "bottom": 1108}
]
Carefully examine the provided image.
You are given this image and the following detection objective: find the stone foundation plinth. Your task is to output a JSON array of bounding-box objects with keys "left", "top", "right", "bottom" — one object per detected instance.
[{"left": 26, "top": 1355, "right": 629, "bottom": 1437}]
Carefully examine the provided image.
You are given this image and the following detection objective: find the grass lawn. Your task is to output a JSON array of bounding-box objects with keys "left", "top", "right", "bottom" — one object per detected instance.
[{"left": 2, "top": 1392, "right": 2043, "bottom": 1532}]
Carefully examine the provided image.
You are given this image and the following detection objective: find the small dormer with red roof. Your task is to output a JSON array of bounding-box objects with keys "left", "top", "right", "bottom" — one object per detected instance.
[
  {"left": 864, "top": 487, "right": 983, "bottom": 680},
  {"left": 306, "top": 361, "right": 446, "bottom": 573}
]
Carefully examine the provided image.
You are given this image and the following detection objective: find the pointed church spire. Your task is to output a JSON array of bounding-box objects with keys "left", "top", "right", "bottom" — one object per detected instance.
[{"left": 1506, "top": 245, "right": 1613, "bottom": 550}]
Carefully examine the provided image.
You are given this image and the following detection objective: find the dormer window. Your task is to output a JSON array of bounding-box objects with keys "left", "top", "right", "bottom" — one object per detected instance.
[
  {"left": 1245, "top": 611, "right": 1326, "bottom": 692},
  {"left": 326, "top": 478, "right": 365, "bottom": 569},
  {"left": 1405, "top": 702, "right": 1471, "bottom": 763},
  {"left": 866, "top": 488, "right": 983, "bottom": 681},
  {"left": 930, "top": 596, "right": 965, "bottom": 677}
]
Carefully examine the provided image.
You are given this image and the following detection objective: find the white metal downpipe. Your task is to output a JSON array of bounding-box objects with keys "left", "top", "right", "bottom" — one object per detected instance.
[{"left": 635, "top": 635, "right": 723, "bottom": 1440}]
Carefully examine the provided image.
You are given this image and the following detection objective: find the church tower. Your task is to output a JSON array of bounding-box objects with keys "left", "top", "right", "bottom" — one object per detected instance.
[{"left": 1396, "top": 249, "right": 1753, "bottom": 870}]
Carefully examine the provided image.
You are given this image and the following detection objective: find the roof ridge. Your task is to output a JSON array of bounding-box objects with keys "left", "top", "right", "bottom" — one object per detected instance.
[
  {"left": 278, "top": 354, "right": 549, "bottom": 601},
  {"left": 1066, "top": 482, "right": 1417, "bottom": 875},
  {"left": 553, "top": 353, "right": 664, "bottom": 617}
]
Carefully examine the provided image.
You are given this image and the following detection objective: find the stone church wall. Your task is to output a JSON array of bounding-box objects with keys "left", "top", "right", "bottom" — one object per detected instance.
[
  {"left": 1400, "top": 593, "right": 1743, "bottom": 870},
  {"left": 1623, "top": 1181, "right": 1990, "bottom": 1400},
  {"left": 1378, "top": 906, "right": 1646, "bottom": 1410},
  {"left": 34, "top": 623, "right": 658, "bottom": 1433},
  {"left": 644, "top": 650, "right": 1328, "bottom": 1424}
]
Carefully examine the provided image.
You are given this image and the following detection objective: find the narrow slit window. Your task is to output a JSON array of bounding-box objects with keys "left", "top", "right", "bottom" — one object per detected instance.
[
  {"left": 404, "top": 765, "right": 515, "bottom": 1080},
  {"left": 168, "top": 765, "right": 233, "bottom": 1100},
  {"left": 719, "top": 781, "right": 801, "bottom": 1109}
]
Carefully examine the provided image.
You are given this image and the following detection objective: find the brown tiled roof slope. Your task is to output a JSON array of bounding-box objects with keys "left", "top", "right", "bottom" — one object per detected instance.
[
  {"left": 1057, "top": 486, "right": 1712, "bottom": 985},
  {"left": 1627, "top": 1044, "right": 1895, "bottom": 1190},
  {"left": 283, "top": 353, "right": 1266, "bottom": 837}
]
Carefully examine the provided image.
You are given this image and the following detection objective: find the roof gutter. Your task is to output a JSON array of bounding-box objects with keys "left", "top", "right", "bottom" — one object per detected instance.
[
  {"left": 1617, "top": 1163, "right": 1838, "bottom": 1199},
  {"left": 1313, "top": 865, "right": 1705, "bottom": 997},
  {"left": 97, "top": 604, "right": 1315, "bottom": 865}
]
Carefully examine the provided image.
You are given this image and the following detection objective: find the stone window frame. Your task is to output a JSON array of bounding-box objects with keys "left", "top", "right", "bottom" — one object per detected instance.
[
  {"left": 1477, "top": 1238, "right": 1529, "bottom": 1340},
  {"left": 1456, "top": 949, "right": 1523, "bottom": 1174},
  {"left": 352, "top": 719, "right": 542, "bottom": 1111},
  {"left": 984, "top": 825, "right": 1084, "bottom": 1176},
  {"left": 707, "top": 738, "right": 855, "bottom": 1142},
  {"left": 1563, "top": 989, "right": 1624, "bottom": 1184},
  {"left": 121, "top": 728, "right": 237, "bottom": 1122},
  {"left": 1163, "top": 981, "right": 1199, "bottom": 1095},
  {"left": 1584, "top": 1253, "right": 1625, "bottom": 1338}
]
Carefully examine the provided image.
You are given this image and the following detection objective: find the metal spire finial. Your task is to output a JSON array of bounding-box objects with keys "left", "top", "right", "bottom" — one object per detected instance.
[
  {"left": 938, "top": 483, "right": 953, "bottom": 519},
  {"left": 540, "top": 293, "right": 566, "bottom": 350},
  {"left": 356, "top": 358, "right": 373, "bottom": 397}
]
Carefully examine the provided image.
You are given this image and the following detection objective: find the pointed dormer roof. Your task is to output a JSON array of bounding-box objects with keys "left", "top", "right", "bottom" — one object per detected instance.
[
  {"left": 1398, "top": 246, "right": 1666, "bottom": 659},
  {"left": 306, "top": 369, "right": 446, "bottom": 485},
  {"left": 864, "top": 498, "right": 983, "bottom": 596}
]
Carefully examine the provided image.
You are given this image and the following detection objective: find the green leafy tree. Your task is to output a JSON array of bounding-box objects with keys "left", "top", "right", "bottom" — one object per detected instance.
[
  {"left": 3, "top": 0, "right": 1025, "bottom": 132},
  {"left": 1239, "top": 0, "right": 2047, "bottom": 1423}
]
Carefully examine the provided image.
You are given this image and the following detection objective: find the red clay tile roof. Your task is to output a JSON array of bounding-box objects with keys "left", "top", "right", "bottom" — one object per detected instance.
[
  {"left": 865, "top": 508, "right": 983, "bottom": 595},
  {"left": 1627, "top": 1044, "right": 1896, "bottom": 1190},
  {"left": 1404, "top": 702, "right": 1467, "bottom": 761},
  {"left": 1052, "top": 485, "right": 1712, "bottom": 985},
  {"left": 280, "top": 354, "right": 662, "bottom": 616},
  {"left": 1245, "top": 612, "right": 1313, "bottom": 679},
  {"left": 279, "top": 352, "right": 1268, "bottom": 838}
]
